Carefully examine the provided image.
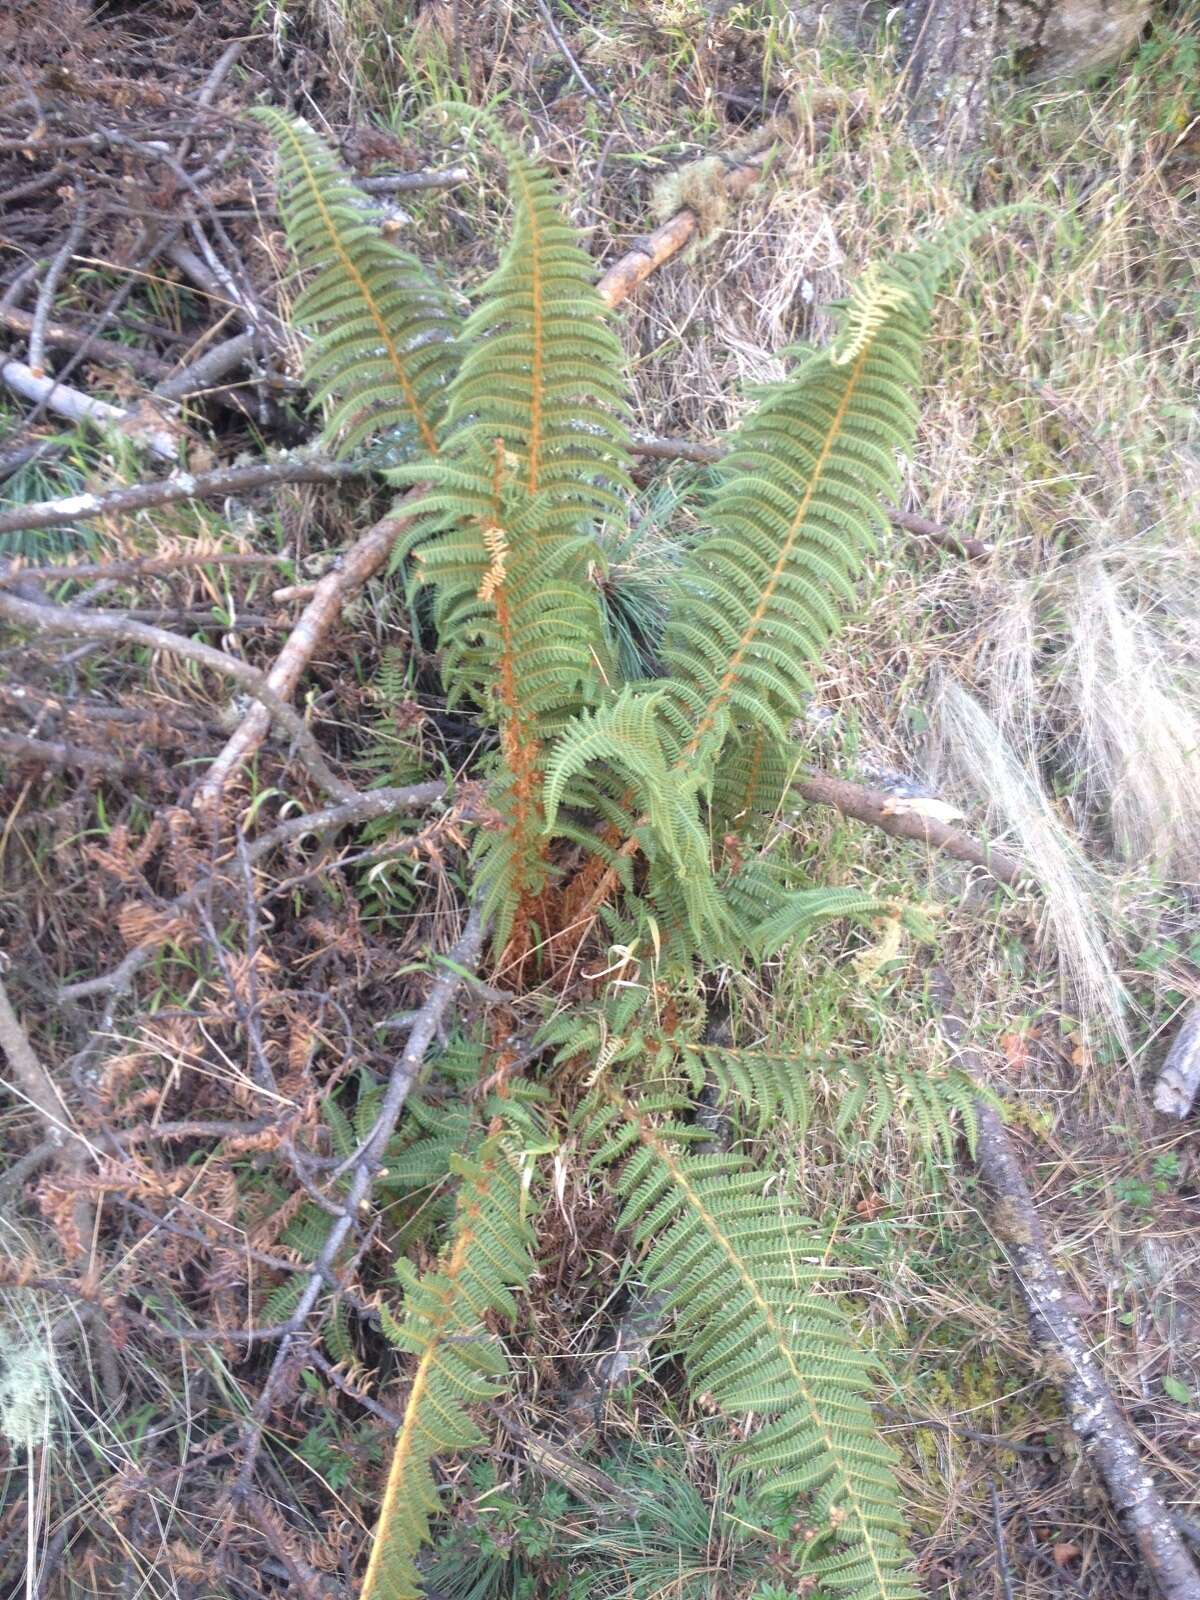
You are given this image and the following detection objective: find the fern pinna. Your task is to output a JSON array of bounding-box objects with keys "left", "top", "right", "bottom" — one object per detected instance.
[{"left": 264, "top": 109, "right": 1001, "bottom": 1600}]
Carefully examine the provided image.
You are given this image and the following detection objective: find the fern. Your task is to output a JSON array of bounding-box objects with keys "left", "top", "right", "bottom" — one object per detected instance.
[
  {"left": 659, "top": 249, "right": 934, "bottom": 763},
  {"left": 442, "top": 117, "right": 633, "bottom": 527},
  {"left": 262, "top": 111, "right": 1014, "bottom": 1600},
  {"left": 255, "top": 109, "right": 459, "bottom": 458},
  {"left": 580, "top": 1088, "right": 919, "bottom": 1600},
  {"left": 361, "top": 1134, "right": 536, "bottom": 1600},
  {"left": 384, "top": 124, "right": 634, "bottom": 956}
]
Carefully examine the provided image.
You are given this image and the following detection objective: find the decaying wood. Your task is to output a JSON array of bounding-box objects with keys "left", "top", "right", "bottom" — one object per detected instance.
[
  {"left": 937, "top": 980, "right": 1200, "bottom": 1600},
  {"left": 595, "top": 158, "right": 767, "bottom": 309},
  {"left": 1153, "top": 1004, "right": 1200, "bottom": 1120},
  {"left": 795, "top": 769, "right": 1026, "bottom": 886}
]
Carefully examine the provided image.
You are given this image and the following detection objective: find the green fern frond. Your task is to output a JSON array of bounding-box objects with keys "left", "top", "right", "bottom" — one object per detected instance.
[
  {"left": 256, "top": 109, "right": 458, "bottom": 458},
  {"left": 443, "top": 116, "right": 633, "bottom": 531},
  {"left": 834, "top": 1057, "right": 981, "bottom": 1160},
  {"left": 751, "top": 886, "right": 899, "bottom": 956},
  {"left": 581, "top": 1091, "right": 918, "bottom": 1600},
  {"left": 361, "top": 1135, "right": 536, "bottom": 1600},
  {"left": 659, "top": 239, "right": 957, "bottom": 763}
]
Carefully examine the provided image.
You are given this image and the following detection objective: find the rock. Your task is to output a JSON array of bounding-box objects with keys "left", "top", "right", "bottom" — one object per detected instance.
[{"left": 1005, "top": 0, "right": 1151, "bottom": 82}]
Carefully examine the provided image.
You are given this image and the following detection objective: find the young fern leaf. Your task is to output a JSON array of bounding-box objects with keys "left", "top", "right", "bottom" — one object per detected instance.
[
  {"left": 677, "top": 1041, "right": 815, "bottom": 1133},
  {"left": 581, "top": 1090, "right": 918, "bottom": 1600},
  {"left": 255, "top": 109, "right": 458, "bottom": 459},
  {"left": 750, "top": 886, "right": 901, "bottom": 957},
  {"left": 361, "top": 1134, "right": 535, "bottom": 1600}
]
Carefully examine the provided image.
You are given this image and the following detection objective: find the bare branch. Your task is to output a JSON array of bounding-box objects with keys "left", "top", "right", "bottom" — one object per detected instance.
[
  {"left": 154, "top": 329, "right": 258, "bottom": 402},
  {"left": 0, "top": 459, "right": 353, "bottom": 543},
  {"left": 356, "top": 165, "right": 471, "bottom": 194},
  {"left": 230, "top": 906, "right": 486, "bottom": 1494},
  {"left": 0, "top": 351, "right": 180, "bottom": 462},
  {"left": 0, "top": 588, "right": 357, "bottom": 802},
  {"left": 0, "top": 550, "right": 291, "bottom": 584},
  {"left": 0, "top": 304, "right": 173, "bottom": 381},
  {"left": 194, "top": 503, "right": 416, "bottom": 809},
  {"left": 936, "top": 977, "right": 1200, "bottom": 1600},
  {"left": 795, "top": 770, "right": 1026, "bottom": 886},
  {"left": 27, "top": 198, "right": 90, "bottom": 377},
  {"left": 0, "top": 730, "right": 147, "bottom": 778}
]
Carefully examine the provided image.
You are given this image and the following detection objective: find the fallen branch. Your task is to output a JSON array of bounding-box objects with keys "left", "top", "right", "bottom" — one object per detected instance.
[
  {"left": 356, "top": 165, "right": 470, "bottom": 194},
  {"left": 0, "top": 730, "right": 147, "bottom": 778},
  {"left": 595, "top": 157, "right": 768, "bottom": 309},
  {"left": 0, "top": 351, "right": 180, "bottom": 462},
  {"left": 0, "top": 972, "right": 88, "bottom": 1158},
  {"left": 0, "top": 588, "right": 357, "bottom": 803},
  {"left": 0, "top": 458, "right": 354, "bottom": 544},
  {"left": 1, "top": 550, "right": 291, "bottom": 586},
  {"left": 0, "top": 443, "right": 983, "bottom": 562},
  {"left": 795, "top": 770, "right": 1026, "bottom": 887},
  {"left": 230, "top": 905, "right": 486, "bottom": 1495},
  {"left": 0, "top": 305, "right": 173, "bottom": 382},
  {"left": 193, "top": 504, "right": 416, "bottom": 808},
  {"left": 936, "top": 977, "right": 1200, "bottom": 1600},
  {"left": 28, "top": 198, "right": 90, "bottom": 377},
  {"left": 0, "top": 973, "right": 100, "bottom": 1283},
  {"left": 154, "top": 329, "right": 259, "bottom": 402}
]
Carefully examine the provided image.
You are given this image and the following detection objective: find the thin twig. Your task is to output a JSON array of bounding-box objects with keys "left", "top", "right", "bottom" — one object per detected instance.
[
  {"left": 991, "top": 1481, "right": 1016, "bottom": 1600},
  {"left": 532, "top": 0, "right": 609, "bottom": 105},
  {"left": 356, "top": 165, "right": 471, "bottom": 193},
  {"left": 0, "top": 457, "right": 355, "bottom": 542},
  {"left": 229, "top": 906, "right": 486, "bottom": 1495},
  {"left": 0, "top": 588, "right": 357, "bottom": 802},
  {"left": 154, "top": 329, "right": 258, "bottom": 402},
  {"left": 27, "top": 197, "right": 90, "bottom": 377},
  {"left": 194, "top": 503, "right": 418, "bottom": 809}
]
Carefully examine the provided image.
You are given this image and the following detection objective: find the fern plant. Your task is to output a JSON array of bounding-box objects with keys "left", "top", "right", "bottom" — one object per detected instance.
[{"left": 262, "top": 108, "right": 1003, "bottom": 1600}]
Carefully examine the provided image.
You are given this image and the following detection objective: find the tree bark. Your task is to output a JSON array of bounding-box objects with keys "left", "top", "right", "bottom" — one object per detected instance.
[{"left": 901, "top": 0, "right": 1001, "bottom": 160}]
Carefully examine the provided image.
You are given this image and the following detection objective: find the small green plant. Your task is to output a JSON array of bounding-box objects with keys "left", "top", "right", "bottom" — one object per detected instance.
[{"left": 260, "top": 106, "right": 1011, "bottom": 1600}]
